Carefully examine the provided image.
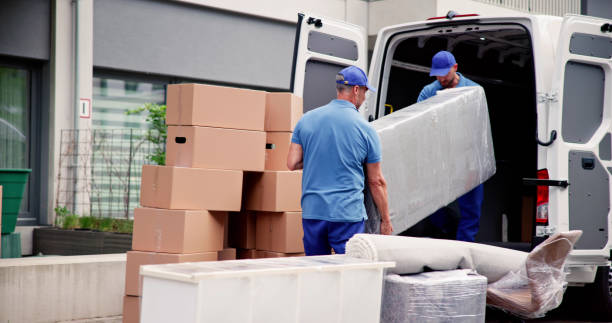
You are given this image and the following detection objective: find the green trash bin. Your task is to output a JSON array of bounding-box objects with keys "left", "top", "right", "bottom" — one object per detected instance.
[
  {"left": 0, "top": 169, "right": 31, "bottom": 234},
  {"left": 1, "top": 232, "right": 21, "bottom": 258}
]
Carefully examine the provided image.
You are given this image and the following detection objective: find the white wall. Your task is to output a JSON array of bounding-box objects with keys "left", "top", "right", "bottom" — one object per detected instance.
[
  {"left": 174, "top": 0, "right": 368, "bottom": 27},
  {"left": 436, "top": 0, "right": 524, "bottom": 17},
  {"left": 368, "top": 0, "right": 436, "bottom": 36},
  {"left": 49, "top": 0, "right": 93, "bottom": 225},
  {"left": 0, "top": 254, "right": 126, "bottom": 322}
]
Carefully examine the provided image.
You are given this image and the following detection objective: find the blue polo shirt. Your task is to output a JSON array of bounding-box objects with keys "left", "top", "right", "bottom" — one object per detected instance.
[
  {"left": 291, "top": 99, "right": 381, "bottom": 222},
  {"left": 417, "top": 72, "right": 478, "bottom": 102}
]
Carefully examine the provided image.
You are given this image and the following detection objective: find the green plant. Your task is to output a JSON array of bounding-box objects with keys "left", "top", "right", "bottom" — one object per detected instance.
[
  {"left": 54, "top": 206, "right": 71, "bottom": 227},
  {"left": 63, "top": 214, "right": 80, "bottom": 230},
  {"left": 113, "top": 219, "right": 134, "bottom": 234},
  {"left": 99, "top": 217, "right": 114, "bottom": 232},
  {"left": 79, "top": 216, "right": 94, "bottom": 230},
  {"left": 126, "top": 103, "right": 167, "bottom": 165}
]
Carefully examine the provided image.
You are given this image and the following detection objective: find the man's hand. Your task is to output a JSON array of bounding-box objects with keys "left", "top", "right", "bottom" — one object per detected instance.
[{"left": 381, "top": 219, "right": 393, "bottom": 235}]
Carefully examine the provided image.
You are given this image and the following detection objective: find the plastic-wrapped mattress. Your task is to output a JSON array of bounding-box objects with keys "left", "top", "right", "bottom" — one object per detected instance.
[
  {"left": 381, "top": 269, "right": 486, "bottom": 323},
  {"left": 365, "top": 86, "right": 495, "bottom": 234}
]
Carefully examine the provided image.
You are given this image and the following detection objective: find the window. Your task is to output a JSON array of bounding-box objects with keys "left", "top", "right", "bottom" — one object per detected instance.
[{"left": 93, "top": 75, "right": 166, "bottom": 129}]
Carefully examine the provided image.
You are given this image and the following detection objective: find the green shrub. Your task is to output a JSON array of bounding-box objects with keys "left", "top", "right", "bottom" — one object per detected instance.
[
  {"left": 54, "top": 206, "right": 71, "bottom": 228},
  {"left": 79, "top": 216, "right": 94, "bottom": 230},
  {"left": 99, "top": 217, "right": 114, "bottom": 232},
  {"left": 63, "top": 214, "right": 80, "bottom": 230},
  {"left": 113, "top": 219, "right": 134, "bottom": 234}
]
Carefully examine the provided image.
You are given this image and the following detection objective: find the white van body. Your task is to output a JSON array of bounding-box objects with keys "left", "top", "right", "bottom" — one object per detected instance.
[{"left": 291, "top": 12, "right": 612, "bottom": 316}]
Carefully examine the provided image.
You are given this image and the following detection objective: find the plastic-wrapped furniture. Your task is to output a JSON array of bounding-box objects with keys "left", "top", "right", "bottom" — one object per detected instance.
[{"left": 381, "top": 269, "right": 486, "bottom": 323}]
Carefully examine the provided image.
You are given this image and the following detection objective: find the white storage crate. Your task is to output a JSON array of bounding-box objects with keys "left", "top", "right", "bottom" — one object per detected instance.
[{"left": 140, "top": 255, "right": 394, "bottom": 323}]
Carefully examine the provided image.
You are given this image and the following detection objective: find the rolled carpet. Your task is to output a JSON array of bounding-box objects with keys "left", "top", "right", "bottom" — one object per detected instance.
[{"left": 345, "top": 234, "right": 527, "bottom": 283}]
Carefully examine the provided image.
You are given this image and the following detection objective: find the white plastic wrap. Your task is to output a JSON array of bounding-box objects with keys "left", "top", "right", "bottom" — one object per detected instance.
[
  {"left": 381, "top": 270, "right": 487, "bottom": 323},
  {"left": 486, "top": 230, "right": 582, "bottom": 319},
  {"left": 365, "top": 86, "right": 495, "bottom": 234}
]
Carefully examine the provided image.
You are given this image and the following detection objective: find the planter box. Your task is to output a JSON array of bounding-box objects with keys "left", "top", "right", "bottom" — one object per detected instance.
[{"left": 34, "top": 227, "right": 132, "bottom": 255}]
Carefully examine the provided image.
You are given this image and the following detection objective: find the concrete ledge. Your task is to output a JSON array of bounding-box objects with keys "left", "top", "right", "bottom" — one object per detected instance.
[{"left": 0, "top": 254, "right": 126, "bottom": 323}]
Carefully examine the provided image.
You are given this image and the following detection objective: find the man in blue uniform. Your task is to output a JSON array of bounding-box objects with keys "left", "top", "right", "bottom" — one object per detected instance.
[
  {"left": 287, "top": 65, "right": 393, "bottom": 255},
  {"left": 417, "top": 51, "right": 484, "bottom": 242}
]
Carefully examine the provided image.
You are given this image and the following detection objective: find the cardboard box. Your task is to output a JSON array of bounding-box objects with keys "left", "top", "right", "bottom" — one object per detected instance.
[
  {"left": 257, "top": 250, "right": 305, "bottom": 258},
  {"left": 237, "top": 249, "right": 258, "bottom": 259},
  {"left": 245, "top": 171, "right": 302, "bottom": 212},
  {"left": 132, "top": 208, "right": 226, "bottom": 253},
  {"left": 166, "top": 126, "right": 265, "bottom": 171},
  {"left": 167, "top": 83, "right": 266, "bottom": 131},
  {"left": 123, "top": 296, "right": 140, "bottom": 323},
  {"left": 265, "top": 92, "right": 303, "bottom": 131},
  {"left": 256, "top": 212, "right": 304, "bottom": 253},
  {"left": 218, "top": 248, "right": 236, "bottom": 260},
  {"left": 228, "top": 211, "right": 256, "bottom": 249},
  {"left": 140, "top": 165, "right": 242, "bottom": 211},
  {"left": 265, "top": 132, "right": 292, "bottom": 171},
  {"left": 125, "top": 250, "right": 217, "bottom": 296}
]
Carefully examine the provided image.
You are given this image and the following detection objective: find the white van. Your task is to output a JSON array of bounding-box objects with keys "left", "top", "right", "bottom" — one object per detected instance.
[{"left": 291, "top": 12, "right": 612, "bottom": 318}]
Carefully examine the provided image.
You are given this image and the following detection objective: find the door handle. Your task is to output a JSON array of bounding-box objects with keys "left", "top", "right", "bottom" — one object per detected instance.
[
  {"left": 536, "top": 130, "right": 557, "bottom": 147},
  {"left": 582, "top": 158, "right": 595, "bottom": 170},
  {"left": 523, "top": 178, "right": 569, "bottom": 188}
]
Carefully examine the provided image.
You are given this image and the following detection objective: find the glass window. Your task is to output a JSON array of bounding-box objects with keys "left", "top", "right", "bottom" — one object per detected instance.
[
  {"left": 92, "top": 75, "right": 166, "bottom": 129},
  {"left": 89, "top": 74, "right": 167, "bottom": 218},
  {"left": 0, "top": 66, "right": 29, "bottom": 168}
]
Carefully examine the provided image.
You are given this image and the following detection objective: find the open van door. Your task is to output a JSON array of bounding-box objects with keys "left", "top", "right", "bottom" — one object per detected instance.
[
  {"left": 546, "top": 15, "right": 612, "bottom": 263},
  {"left": 290, "top": 13, "right": 368, "bottom": 113}
]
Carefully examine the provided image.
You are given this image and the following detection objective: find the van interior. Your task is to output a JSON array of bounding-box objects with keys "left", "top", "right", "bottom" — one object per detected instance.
[{"left": 379, "top": 24, "right": 538, "bottom": 245}]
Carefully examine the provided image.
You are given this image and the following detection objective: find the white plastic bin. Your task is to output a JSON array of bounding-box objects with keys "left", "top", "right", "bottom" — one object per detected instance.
[{"left": 140, "top": 255, "right": 394, "bottom": 323}]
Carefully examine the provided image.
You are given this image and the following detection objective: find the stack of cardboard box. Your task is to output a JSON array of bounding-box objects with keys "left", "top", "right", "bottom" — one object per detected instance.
[
  {"left": 230, "top": 92, "right": 305, "bottom": 259},
  {"left": 122, "top": 84, "right": 304, "bottom": 322}
]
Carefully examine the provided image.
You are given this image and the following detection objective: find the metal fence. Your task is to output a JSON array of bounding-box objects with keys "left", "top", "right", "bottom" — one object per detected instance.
[
  {"left": 474, "top": 0, "right": 581, "bottom": 16},
  {"left": 56, "top": 129, "right": 163, "bottom": 219}
]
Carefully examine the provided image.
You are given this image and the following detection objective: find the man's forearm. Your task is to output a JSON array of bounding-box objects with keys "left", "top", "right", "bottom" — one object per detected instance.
[{"left": 370, "top": 183, "right": 390, "bottom": 222}]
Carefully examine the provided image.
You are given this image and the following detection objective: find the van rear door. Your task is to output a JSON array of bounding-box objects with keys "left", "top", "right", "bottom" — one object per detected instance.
[
  {"left": 547, "top": 15, "right": 612, "bottom": 261},
  {"left": 290, "top": 13, "right": 367, "bottom": 113}
]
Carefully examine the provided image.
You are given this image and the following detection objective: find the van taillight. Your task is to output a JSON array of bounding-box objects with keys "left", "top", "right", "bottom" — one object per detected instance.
[{"left": 536, "top": 169, "right": 549, "bottom": 224}]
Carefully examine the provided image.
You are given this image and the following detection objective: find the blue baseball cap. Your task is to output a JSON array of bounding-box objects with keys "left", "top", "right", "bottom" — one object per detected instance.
[
  {"left": 336, "top": 66, "right": 376, "bottom": 93},
  {"left": 429, "top": 51, "right": 457, "bottom": 76}
]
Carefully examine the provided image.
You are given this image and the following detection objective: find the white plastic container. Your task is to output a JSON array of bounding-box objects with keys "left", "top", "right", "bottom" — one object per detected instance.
[{"left": 139, "top": 255, "right": 394, "bottom": 323}]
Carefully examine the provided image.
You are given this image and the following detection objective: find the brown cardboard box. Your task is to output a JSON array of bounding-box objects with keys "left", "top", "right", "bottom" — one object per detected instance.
[
  {"left": 228, "top": 211, "right": 256, "bottom": 249},
  {"left": 265, "top": 132, "right": 292, "bottom": 171},
  {"left": 218, "top": 248, "right": 236, "bottom": 260},
  {"left": 125, "top": 250, "right": 217, "bottom": 296},
  {"left": 256, "top": 212, "right": 304, "bottom": 253},
  {"left": 166, "top": 126, "right": 265, "bottom": 171},
  {"left": 265, "top": 93, "right": 303, "bottom": 131},
  {"left": 245, "top": 171, "right": 302, "bottom": 212},
  {"left": 237, "top": 249, "right": 258, "bottom": 259},
  {"left": 132, "top": 208, "right": 226, "bottom": 253},
  {"left": 140, "top": 165, "right": 242, "bottom": 211},
  {"left": 123, "top": 296, "right": 140, "bottom": 323},
  {"left": 167, "top": 83, "right": 266, "bottom": 131},
  {"left": 257, "top": 250, "right": 305, "bottom": 258}
]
